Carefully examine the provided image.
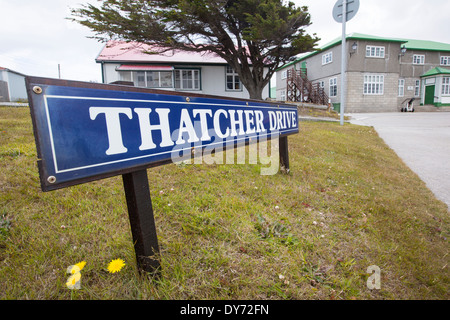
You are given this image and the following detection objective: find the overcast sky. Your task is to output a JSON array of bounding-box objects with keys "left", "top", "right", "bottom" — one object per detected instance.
[{"left": 1, "top": 0, "right": 449, "bottom": 83}]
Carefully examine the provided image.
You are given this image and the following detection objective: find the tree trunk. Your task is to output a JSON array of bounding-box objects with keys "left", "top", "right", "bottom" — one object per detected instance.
[
  {"left": 239, "top": 73, "right": 267, "bottom": 101},
  {"left": 247, "top": 86, "right": 263, "bottom": 101},
  {"left": 228, "top": 56, "right": 269, "bottom": 101}
]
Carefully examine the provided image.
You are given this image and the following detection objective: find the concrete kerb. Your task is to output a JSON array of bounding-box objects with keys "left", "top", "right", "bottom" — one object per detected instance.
[
  {"left": 0, "top": 102, "right": 29, "bottom": 107},
  {"left": 298, "top": 115, "right": 345, "bottom": 123}
]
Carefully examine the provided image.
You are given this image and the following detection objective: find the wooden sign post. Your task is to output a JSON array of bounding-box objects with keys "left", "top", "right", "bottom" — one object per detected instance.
[{"left": 26, "top": 76, "right": 298, "bottom": 274}]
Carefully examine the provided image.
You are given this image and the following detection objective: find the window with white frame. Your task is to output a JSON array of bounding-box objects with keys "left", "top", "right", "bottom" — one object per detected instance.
[
  {"left": 136, "top": 71, "right": 146, "bottom": 87},
  {"left": 119, "top": 71, "right": 133, "bottom": 82},
  {"left": 322, "top": 52, "right": 333, "bottom": 65},
  {"left": 329, "top": 78, "right": 337, "bottom": 97},
  {"left": 398, "top": 79, "right": 405, "bottom": 97},
  {"left": 174, "top": 69, "right": 200, "bottom": 90},
  {"left": 281, "top": 70, "right": 288, "bottom": 80},
  {"left": 125, "top": 71, "right": 173, "bottom": 88},
  {"left": 414, "top": 80, "right": 421, "bottom": 97},
  {"left": 225, "top": 66, "right": 242, "bottom": 91},
  {"left": 440, "top": 56, "right": 450, "bottom": 66},
  {"left": 413, "top": 55, "right": 425, "bottom": 65},
  {"left": 366, "top": 46, "right": 385, "bottom": 58},
  {"left": 280, "top": 90, "right": 286, "bottom": 101},
  {"left": 442, "top": 77, "right": 450, "bottom": 95},
  {"left": 364, "top": 74, "right": 384, "bottom": 95}
]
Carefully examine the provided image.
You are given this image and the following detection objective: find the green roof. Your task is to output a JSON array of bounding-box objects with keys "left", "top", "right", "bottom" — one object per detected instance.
[
  {"left": 278, "top": 33, "right": 450, "bottom": 71},
  {"left": 404, "top": 39, "right": 450, "bottom": 52},
  {"left": 420, "top": 67, "right": 450, "bottom": 78},
  {"left": 346, "top": 33, "right": 405, "bottom": 43}
]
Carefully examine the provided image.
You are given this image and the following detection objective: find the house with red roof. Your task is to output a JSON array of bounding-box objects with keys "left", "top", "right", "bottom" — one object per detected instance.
[{"left": 95, "top": 41, "right": 271, "bottom": 100}]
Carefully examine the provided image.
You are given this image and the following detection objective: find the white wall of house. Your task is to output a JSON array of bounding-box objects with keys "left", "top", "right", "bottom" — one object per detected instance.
[
  {"left": 442, "top": 96, "right": 450, "bottom": 104},
  {"left": 100, "top": 62, "right": 270, "bottom": 100},
  {"left": 0, "top": 69, "right": 27, "bottom": 102}
]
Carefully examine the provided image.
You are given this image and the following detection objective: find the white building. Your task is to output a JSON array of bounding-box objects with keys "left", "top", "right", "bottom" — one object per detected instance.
[
  {"left": 0, "top": 67, "right": 27, "bottom": 102},
  {"left": 96, "top": 41, "right": 271, "bottom": 100}
]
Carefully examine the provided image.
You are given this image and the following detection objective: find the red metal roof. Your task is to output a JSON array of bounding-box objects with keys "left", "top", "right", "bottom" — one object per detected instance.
[
  {"left": 96, "top": 41, "right": 227, "bottom": 64},
  {"left": 116, "top": 65, "right": 174, "bottom": 71}
]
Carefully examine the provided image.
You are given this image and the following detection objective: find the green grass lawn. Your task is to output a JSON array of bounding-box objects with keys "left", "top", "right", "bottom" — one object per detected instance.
[{"left": 0, "top": 106, "right": 448, "bottom": 300}]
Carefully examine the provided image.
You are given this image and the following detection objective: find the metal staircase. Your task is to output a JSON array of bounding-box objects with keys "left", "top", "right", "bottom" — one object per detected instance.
[{"left": 286, "top": 69, "right": 329, "bottom": 105}]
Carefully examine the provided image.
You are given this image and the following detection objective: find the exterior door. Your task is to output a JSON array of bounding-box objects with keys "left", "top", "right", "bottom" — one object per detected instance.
[
  {"left": 301, "top": 61, "right": 307, "bottom": 70},
  {"left": 424, "top": 85, "right": 435, "bottom": 105}
]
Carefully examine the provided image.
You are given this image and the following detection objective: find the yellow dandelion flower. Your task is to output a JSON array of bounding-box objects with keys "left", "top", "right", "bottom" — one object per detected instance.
[
  {"left": 107, "top": 258, "right": 125, "bottom": 273},
  {"left": 74, "top": 261, "right": 86, "bottom": 272},
  {"left": 66, "top": 272, "right": 81, "bottom": 289},
  {"left": 67, "top": 264, "right": 81, "bottom": 275},
  {"left": 66, "top": 261, "right": 85, "bottom": 290}
]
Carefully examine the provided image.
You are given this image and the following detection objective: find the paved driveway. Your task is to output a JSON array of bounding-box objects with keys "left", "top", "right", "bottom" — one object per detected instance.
[{"left": 349, "top": 112, "right": 450, "bottom": 210}]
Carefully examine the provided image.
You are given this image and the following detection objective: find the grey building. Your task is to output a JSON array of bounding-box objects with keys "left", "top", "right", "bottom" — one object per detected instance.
[{"left": 276, "top": 33, "right": 450, "bottom": 112}]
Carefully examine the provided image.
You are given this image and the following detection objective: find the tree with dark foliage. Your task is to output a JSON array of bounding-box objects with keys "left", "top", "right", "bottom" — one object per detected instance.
[{"left": 71, "top": 0, "right": 318, "bottom": 100}]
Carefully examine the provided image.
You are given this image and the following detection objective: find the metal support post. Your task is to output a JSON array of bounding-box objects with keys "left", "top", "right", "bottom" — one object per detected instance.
[
  {"left": 122, "top": 169, "right": 161, "bottom": 275},
  {"left": 279, "top": 136, "right": 290, "bottom": 173},
  {"left": 340, "top": 0, "right": 347, "bottom": 126}
]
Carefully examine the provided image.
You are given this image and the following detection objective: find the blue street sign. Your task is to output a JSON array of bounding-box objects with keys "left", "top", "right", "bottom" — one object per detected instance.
[{"left": 26, "top": 77, "right": 299, "bottom": 191}]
